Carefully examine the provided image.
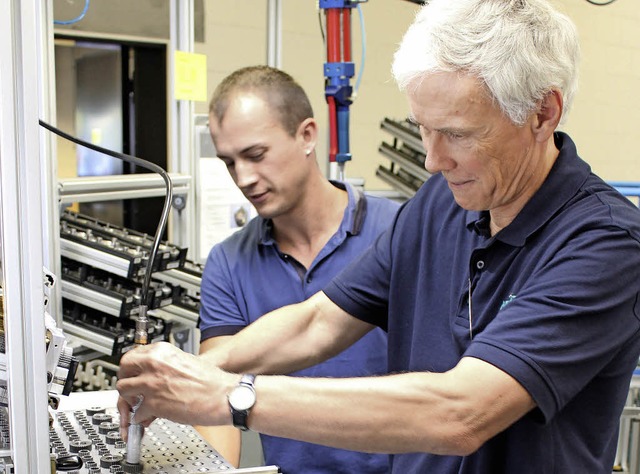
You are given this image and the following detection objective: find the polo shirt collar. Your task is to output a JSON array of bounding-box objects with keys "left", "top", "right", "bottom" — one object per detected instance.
[
  {"left": 259, "top": 180, "right": 365, "bottom": 246},
  {"left": 466, "top": 132, "right": 590, "bottom": 246}
]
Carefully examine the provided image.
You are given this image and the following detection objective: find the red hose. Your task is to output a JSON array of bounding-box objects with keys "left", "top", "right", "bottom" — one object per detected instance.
[
  {"left": 326, "top": 8, "right": 341, "bottom": 62},
  {"left": 327, "top": 96, "right": 338, "bottom": 162},
  {"left": 342, "top": 8, "right": 351, "bottom": 62}
]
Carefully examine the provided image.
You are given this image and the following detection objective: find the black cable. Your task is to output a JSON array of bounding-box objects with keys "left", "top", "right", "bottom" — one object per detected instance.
[
  {"left": 38, "top": 119, "right": 173, "bottom": 310},
  {"left": 585, "top": 0, "right": 618, "bottom": 5}
]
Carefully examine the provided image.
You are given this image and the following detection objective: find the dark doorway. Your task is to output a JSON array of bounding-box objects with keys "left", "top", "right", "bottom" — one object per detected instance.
[{"left": 55, "top": 37, "right": 168, "bottom": 238}]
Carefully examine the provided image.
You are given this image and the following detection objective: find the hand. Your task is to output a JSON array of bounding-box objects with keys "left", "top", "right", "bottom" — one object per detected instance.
[{"left": 116, "top": 342, "right": 235, "bottom": 434}]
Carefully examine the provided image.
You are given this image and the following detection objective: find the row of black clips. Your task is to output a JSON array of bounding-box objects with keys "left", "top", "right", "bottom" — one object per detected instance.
[{"left": 60, "top": 210, "right": 200, "bottom": 359}]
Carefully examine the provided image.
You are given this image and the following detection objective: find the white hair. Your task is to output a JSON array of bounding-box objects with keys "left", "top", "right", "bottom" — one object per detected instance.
[{"left": 392, "top": 0, "right": 580, "bottom": 125}]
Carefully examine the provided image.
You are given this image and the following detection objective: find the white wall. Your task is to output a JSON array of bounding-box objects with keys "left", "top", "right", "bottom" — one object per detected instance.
[
  {"left": 195, "top": 0, "right": 640, "bottom": 189},
  {"left": 194, "top": 1, "right": 419, "bottom": 190},
  {"left": 54, "top": 1, "right": 640, "bottom": 187}
]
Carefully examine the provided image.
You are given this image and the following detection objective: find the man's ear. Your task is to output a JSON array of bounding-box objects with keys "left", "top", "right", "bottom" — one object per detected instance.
[
  {"left": 532, "top": 89, "right": 563, "bottom": 142},
  {"left": 298, "top": 117, "right": 318, "bottom": 151}
]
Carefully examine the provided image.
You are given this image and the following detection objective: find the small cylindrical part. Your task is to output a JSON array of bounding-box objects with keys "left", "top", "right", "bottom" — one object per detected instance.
[
  {"left": 99, "top": 421, "right": 120, "bottom": 435},
  {"left": 126, "top": 422, "right": 143, "bottom": 465},
  {"left": 100, "top": 453, "right": 123, "bottom": 469},
  {"left": 92, "top": 413, "right": 112, "bottom": 425},
  {"left": 122, "top": 461, "right": 144, "bottom": 473},
  {"left": 134, "top": 306, "right": 149, "bottom": 345}
]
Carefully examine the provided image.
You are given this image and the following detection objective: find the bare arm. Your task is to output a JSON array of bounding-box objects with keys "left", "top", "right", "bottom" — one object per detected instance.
[
  {"left": 195, "top": 336, "right": 241, "bottom": 467},
  {"left": 117, "top": 293, "right": 534, "bottom": 455},
  {"left": 202, "top": 291, "right": 375, "bottom": 374},
  {"left": 248, "top": 357, "right": 535, "bottom": 455},
  {"left": 118, "top": 343, "right": 534, "bottom": 456}
]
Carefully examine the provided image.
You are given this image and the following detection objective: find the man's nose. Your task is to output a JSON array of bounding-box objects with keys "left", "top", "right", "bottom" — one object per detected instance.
[
  {"left": 234, "top": 160, "right": 258, "bottom": 188},
  {"left": 423, "top": 133, "right": 453, "bottom": 174}
]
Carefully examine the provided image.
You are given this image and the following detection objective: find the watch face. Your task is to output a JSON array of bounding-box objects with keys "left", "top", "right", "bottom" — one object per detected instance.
[{"left": 228, "top": 385, "right": 256, "bottom": 411}]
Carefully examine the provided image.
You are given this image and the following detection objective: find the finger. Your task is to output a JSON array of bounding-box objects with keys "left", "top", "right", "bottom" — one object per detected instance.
[
  {"left": 117, "top": 347, "right": 149, "bottom": 379},
  {"left": 117, "top": 395, "right": 133, "bottom": 438},
  {"left": 116, "top": 375, "right": 145, "bottom": 401}
]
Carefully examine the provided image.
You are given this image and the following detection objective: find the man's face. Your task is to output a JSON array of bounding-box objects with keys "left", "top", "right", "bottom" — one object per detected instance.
[
  {"left": 209, "top": 93, "right": 309, "bottom": 219},
  {"left": 408, "top": 72, "right": 541, "bottom": 214}
]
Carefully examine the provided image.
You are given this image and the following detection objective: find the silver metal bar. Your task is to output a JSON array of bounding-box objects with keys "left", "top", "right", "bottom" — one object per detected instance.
[
  {"left": 150, "top": 306, "right": 198, "bottom": 327},
  {"left": 58, "top": 173, "right": 191, "bottom": 204},
  {"left": 154, "top": 268, "right": 202, "bottom": 293},
  {"left": 0, "top": 0, "right": 53, "bottom": 468},
  {"left": 61, "top": 280, "right": 128, "bottom": 318},
  {"left": 266, "top": 0, "right": 282, "bottom": 68},
  {"left": 169, "top": 0, "right": 197, "bottom": 250},
  {"left": 378, "top": 142, "right": 430, "bottom": 182},
  {"left": 60, "top": 239, "right": 140, "bottom": 279},
  {"left": 631, "top": 419, "right": 640, "bottom": 474},
  {"left": 380, "top": 118, "right": 424, "bottom": 153},
  {"left": 41, "top": 0, "right": 63, "bottom": 325},
  {"left": 375, "top": 168, "right": 417, "bottom": 199},
  {"left": 623, "top": 406, "right": 640, "bottom": 417},
  {"left": 53, "top": 29, "right": 170, "bottom": 46},
  {"left": 62, "top": 322, "right": 114, "bottom": 356}
]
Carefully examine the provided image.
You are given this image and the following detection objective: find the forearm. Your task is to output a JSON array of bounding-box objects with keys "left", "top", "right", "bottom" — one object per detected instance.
[
  {"left": 117, "top": 345, "right": 535, "bottom": 455},
  {"left": 247, "top": 359, "right": 535, "bottom": 456},
  {"left": 203, "top": 292, "right": 370, "bottom": 375},
  {"left": 249, "top": 373, "right": 461, "bottom": 454}
]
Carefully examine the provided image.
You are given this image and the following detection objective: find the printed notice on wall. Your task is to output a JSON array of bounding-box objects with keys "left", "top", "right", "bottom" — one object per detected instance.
[{"left": 198, "top": 157, "right": 257, "bottom": 260}]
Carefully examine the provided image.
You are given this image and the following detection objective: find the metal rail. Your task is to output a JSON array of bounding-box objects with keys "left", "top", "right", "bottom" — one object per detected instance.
[{"left": 58, "top": 173, "right": 191, "bottom": 204}]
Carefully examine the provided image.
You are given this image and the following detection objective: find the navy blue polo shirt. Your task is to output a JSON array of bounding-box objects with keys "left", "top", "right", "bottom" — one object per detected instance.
[
  {"left": 199, "top": 181, "right": 399, "bottom": 474},
  {"left": 324, "top": 133, "right": 640, "bottom": 474}
]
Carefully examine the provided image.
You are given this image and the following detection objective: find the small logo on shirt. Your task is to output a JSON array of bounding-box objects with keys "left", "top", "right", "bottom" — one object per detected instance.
[{"left": 500, "top": 294, "right": 517, "bottom": 310}]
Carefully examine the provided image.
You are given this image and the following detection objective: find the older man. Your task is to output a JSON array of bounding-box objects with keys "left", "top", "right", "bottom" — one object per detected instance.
[{"left": 118, "top": 1, "right": 640, "bottom": 472}]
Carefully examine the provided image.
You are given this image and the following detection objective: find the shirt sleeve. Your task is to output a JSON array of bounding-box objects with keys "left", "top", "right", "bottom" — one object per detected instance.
[
  {"left": 198, "top": 243, "right": 248, "bottom": 342},
  {"left": 466, "top": 223, "right": 640, "bottom": 423},
  {"left": 323, "top": 214, "right": 397, "bottom": 331}
]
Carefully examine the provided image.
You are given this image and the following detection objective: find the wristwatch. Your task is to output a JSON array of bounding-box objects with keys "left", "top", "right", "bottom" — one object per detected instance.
[{"left": 228, "top": 374, "right": 257, "bottom": 431}]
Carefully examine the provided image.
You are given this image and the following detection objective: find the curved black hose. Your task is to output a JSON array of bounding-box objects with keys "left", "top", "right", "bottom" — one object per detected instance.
[{"left": 39, "top": 119, "right": 173, "bottom": 307}]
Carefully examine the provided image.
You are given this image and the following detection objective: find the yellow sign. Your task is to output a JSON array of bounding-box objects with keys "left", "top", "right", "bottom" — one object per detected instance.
[{"left": 174, "top": 50, "right": 207, "bottom": 101}]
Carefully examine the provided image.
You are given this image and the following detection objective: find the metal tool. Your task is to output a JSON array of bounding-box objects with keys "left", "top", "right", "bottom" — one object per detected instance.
[{"left": 125, "top": 394, "right": 144, "bottom": 466}]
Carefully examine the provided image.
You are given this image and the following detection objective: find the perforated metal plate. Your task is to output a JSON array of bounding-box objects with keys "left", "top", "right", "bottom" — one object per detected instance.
[{"left": 51, "top": 406, "right": 235, "bottom": 473}]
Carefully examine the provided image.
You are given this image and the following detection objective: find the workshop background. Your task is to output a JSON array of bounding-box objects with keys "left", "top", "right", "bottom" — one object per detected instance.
[
  {"left": 53, "top": 0, "right": 640, "bottom": 190},
  {"left": 35, "top": 0, "right": 640, "bottom": 470}
]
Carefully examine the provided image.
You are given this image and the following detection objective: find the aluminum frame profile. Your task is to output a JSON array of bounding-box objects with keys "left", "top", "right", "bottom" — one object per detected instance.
[
  {"left": 380, "top": 118, "right": 424, "bottom": 153},
  {"left": 62, "top": 322, "right": 115, "bottom": 356},
  {"left": 150, "top": 306, "right": 198, "bottom": 328},
  {"left": 58, "top": 173, "right": 191, "bottom": 204},
  {"left": 154, "top": 268, "right": 202, "bottom": 293},
  {"left": 61, "top": 280, "right": 132, "bottom": 319},
  {"left": 377, "top": 142, "right": 430, "bottom": 182},
  {"left": 59, "top": 238, "right": 145, "bottom": 280},
  {"left": 0, "top": 0, "right": 54, "bottom": 470},
  {"left": 375, "top": 167, "right": 420, "bottom": 199}
]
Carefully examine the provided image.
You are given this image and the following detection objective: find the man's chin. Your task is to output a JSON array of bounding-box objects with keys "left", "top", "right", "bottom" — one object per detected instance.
[{"left": 452, "top": 196, "right": 485, "bottom": 212}]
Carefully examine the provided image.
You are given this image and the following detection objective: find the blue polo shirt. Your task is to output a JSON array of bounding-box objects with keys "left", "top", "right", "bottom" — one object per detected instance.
[
  {"left": 199, "top": 181, "right": 399, "bottom": 474},
  {"left": 324, "top": 133, "right": 640, "bottom": 474}
]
